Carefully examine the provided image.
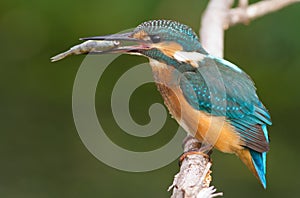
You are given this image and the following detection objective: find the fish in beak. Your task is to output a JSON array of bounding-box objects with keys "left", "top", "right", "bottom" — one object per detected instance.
[{"left": 51, "top": 32, "right": 149, "bottom": 62}]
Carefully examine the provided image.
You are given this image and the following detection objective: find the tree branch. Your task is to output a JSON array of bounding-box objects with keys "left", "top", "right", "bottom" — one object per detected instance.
[
  {"left": 228, "top": 0, "right": 300, "bottom": 27},
  {"left": 169, "top": 0, "right": 299, "bottom": 197},
  {"left": 169, "top": 136, "right": 222, "bottom": 198},
  {"left": 200, "top": 0, "right": 234, "bottom": 57}
]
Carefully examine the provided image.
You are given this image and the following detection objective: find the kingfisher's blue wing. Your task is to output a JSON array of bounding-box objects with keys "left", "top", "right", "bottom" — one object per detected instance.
[{"left": 179, "top": 56, "right": 271, "bottom": 152}]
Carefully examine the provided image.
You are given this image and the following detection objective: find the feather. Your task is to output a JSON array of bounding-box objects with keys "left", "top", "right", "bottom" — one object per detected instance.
[{"left": 179, "top": 56, "right": 271, "bottom": 152}]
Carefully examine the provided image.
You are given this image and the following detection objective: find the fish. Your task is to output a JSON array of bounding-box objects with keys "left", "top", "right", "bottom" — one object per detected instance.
[{"left": 51, "top": 40, "right": 119, "bottom": 62}]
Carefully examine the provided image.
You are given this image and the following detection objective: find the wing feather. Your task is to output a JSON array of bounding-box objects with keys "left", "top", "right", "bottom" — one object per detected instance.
[{"left": 179, "top": 56, "right": 271, "bottom": 152}]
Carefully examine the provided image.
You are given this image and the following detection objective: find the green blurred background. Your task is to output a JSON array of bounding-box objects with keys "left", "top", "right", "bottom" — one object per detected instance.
[{"left": 1, "top": 0, "right": 300, "bottom": 197}]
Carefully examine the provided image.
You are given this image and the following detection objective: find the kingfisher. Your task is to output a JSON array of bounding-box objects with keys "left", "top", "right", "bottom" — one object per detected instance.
[{"left": 54, "top": 20, "right": 271, "bottom": 188}]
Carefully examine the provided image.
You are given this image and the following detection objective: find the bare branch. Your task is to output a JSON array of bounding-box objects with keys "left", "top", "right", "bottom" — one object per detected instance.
[
  {"left": 200, "top": 0, "right": 234, "bottom": 58},
  {"left": 238, "top": 0, "right": 249, "bottom": 8},
  {"left": 169, "top": 136, "right": 222, "bottom": 198},
  {"left": 228, "top": 0, "right": 300, "bottom": 27}
]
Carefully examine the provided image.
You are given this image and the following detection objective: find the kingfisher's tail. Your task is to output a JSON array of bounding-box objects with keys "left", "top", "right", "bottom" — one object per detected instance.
[{"left": 236, "top": 148, "right": 267, "bottom": 189}]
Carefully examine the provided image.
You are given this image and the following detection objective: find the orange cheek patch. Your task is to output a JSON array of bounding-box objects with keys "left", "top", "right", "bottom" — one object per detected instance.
[
  {"left": 152, "top": 42, "right": 183, "bottom": 58},
  {"left": 133, "top": 30, "right": 149, "bottom": 40}
]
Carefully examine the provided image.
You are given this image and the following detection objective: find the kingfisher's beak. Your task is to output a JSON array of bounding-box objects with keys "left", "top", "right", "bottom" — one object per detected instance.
[
  {"left": 80, "top": 32, "right": 150, "bottom": 54},
  {"left": 81, "top": 32, "right": 138, "bottom": 42}
]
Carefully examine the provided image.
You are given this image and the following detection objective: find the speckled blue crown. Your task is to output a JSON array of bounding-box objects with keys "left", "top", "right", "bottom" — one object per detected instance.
[
  {"left": 135, "top": 20, "right": 206, "bottom": 53},
  {"left": 136, "top": 20, "right": 199, "bottom": 41}
]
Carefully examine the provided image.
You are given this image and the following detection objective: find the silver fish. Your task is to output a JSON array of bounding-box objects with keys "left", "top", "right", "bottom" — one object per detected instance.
[{"left": 51, "top": 40, "right": 119, "bottom": 62}]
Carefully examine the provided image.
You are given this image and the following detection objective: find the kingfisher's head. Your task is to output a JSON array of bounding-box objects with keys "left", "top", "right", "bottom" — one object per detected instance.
[{"left": 82, "top": 20, "right": 208, "bottom": 68}]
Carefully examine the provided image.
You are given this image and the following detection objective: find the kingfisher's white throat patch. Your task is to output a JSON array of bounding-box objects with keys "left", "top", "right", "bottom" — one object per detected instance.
[{"left": 173, "top": 51, "right": 206, "bottom": 67}]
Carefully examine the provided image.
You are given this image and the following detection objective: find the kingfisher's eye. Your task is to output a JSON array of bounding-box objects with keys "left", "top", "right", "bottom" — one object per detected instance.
[{"left": 150, "top": 35, "right": 161, "bottom": 43}]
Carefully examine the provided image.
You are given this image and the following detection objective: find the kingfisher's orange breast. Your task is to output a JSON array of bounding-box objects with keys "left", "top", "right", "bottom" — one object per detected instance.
[{"left": 149, "top": 59, "right": 243, "bottom": 153}]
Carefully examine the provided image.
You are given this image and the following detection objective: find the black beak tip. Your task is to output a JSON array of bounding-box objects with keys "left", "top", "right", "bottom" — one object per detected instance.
[{"left": 79, "top": 36, "right": 102, "bottom": 41}]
